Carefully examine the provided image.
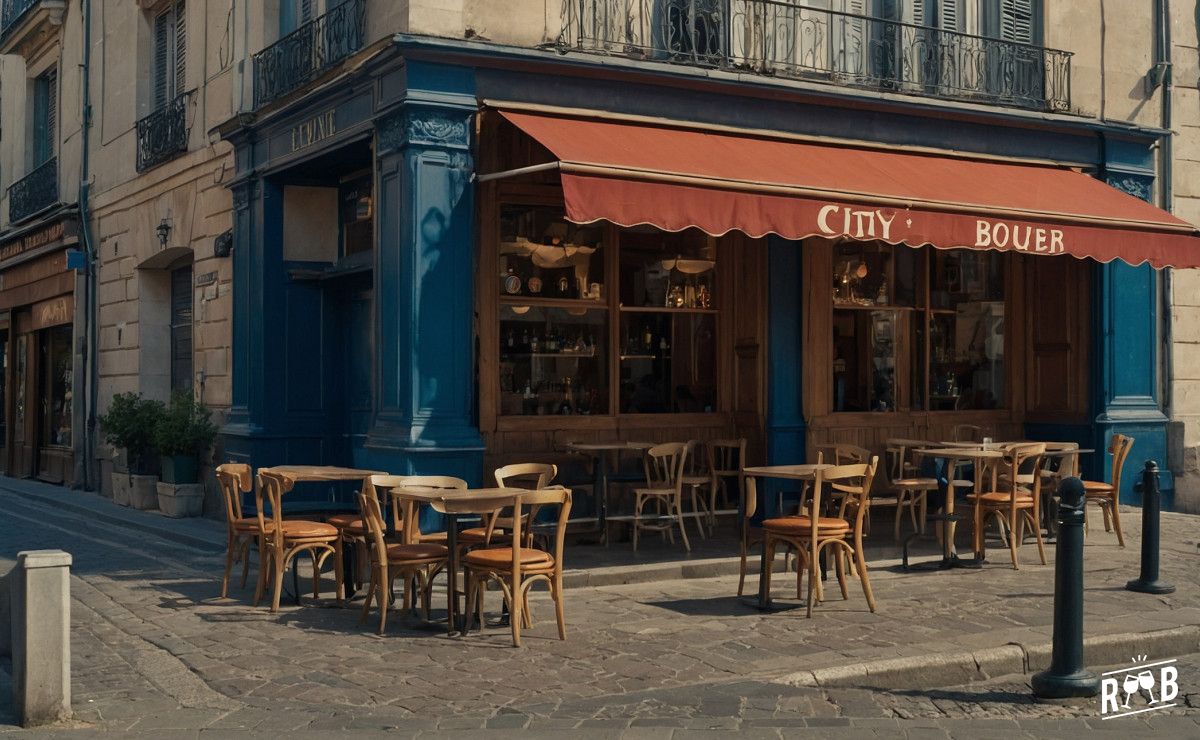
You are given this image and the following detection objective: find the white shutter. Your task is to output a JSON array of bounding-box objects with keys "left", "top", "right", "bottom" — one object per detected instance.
[
  {"left": 46, "top": 70, "right": 56, "bottom": 154},
  {"left": 1000, "top": 0, "right": 1034, "bottom": 44},
  {"left": 939, "top": 0, "right": 960, "bottom": 31},
  {"left": 174, "top": 0, "right": 186, "bottom": 97}
]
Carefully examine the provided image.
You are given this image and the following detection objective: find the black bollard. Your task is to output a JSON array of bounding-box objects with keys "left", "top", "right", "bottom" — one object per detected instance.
[
  {"left": 1032, "top": 477, "right": 1099, "bottom": 699},
  {"left": 1126, "top": 461, "right": 1176, "bottom": 595}
]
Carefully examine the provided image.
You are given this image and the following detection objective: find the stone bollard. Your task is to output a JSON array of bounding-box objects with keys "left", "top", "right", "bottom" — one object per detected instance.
[
  {"left": 1032, "top": 478, "right": 1098, "bottom": 699},
  {"left": 10, "top": 550, "right": 72, "bottom": 727},
  {"left": 1126, "top": 461, "right": 1176, "bottom": 595}
]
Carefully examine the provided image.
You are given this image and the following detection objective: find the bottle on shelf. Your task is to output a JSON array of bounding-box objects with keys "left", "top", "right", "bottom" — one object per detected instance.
[
  {"left": 642, "top": 325, "right": 653, "bottom": 351},
  {"left": 521, "top": 328, "right": 529, "bottom": 351},
  {"left": 522, "top": 381, "right": 537, "bottom": 415},
  {"left": 530, "top": 333, "right": 540, "bottom": 353},
  {"left": 659, "top": 336, "right": 669, "bottom": 355}
]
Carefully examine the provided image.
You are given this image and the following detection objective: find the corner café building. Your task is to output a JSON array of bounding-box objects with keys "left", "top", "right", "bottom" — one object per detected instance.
[{"left": 218, "top": 35, "right": 1200, "bottom": 513}]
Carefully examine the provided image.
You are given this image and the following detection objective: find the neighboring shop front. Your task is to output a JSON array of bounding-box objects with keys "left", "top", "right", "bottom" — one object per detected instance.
[{"left": 0, "top": 212, "right": 81, "bottom": 484}]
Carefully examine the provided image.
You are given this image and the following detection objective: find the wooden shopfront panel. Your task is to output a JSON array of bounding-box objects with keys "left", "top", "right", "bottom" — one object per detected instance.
[{"left": 477, "top": 178, "right": 768, "bottom": 475}]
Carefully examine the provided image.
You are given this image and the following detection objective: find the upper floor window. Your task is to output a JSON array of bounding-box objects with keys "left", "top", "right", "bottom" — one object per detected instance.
[
  {"left": 280, "top": 0, "right": 315, "bottom": 35},
  {"left": 153, "top": 0, "right": 186, "bottom": 109},
  {"left": 31, "top": 68, "right": 55, "bottom": 166}
]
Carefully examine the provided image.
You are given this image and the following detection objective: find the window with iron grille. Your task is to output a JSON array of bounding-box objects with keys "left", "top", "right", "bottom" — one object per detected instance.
[
  {"left": 154, "top": 0, "right": 186, "bottom": 110},
  {"left": 32, "top": 69, "right": 55, "bottom": 166},
  {"left": 170, "top": 264, "right": 194, "bottom": 393}
]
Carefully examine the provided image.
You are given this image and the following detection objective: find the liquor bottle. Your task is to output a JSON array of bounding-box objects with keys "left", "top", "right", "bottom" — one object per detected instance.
[
  {"left": 521, "top": 328, "right": 529, "bottom": 351},
  {"left": 522, "top": 381, "right": 537, "bottom": 415},
  {"left": 659, "top": 336, "right": 668, "bottom": 355},
  {"left": 530, "top": 333, "right": 540, "bottom": 353},
  {"left": 506, "top": 330, "right": 515, "bottom": 352},
  {"left": 557, "top": 377, "right": 575, "bottom": 415},
  {"left": 643, "top": 325, "right": 653, "bottom": 351}
]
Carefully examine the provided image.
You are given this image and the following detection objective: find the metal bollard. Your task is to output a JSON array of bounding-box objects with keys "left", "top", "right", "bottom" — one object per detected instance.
[
  {"left": 1126, "top": 460, "right": 1176, "bottom": 595},
  {"left": 1032, "top": 477, "right": 1099, "bottom": 699}
]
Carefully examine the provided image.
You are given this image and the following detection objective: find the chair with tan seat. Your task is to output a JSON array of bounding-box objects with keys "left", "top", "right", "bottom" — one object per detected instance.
[
  {"left": 325, "top": 474, "right": 403, "bottom": 602},
  {"left": 378, "top": 475, "right": 468, "bottom": 545},
  {"left": 254, "top": 471, "right": 344, "bottom": 612},
  {"left": 884, "top": 440, "right": 938, "bottom": 541},
  {"left": 357, "top": 488, "right": 449, "bottom": 633},
  {"left": 760, "top": 459, "right": 880, "bottom": 617},
  {"left": 460, "top": 486, "right": 573, "bottom": 647},
  {"left": 967, "top": 443, "right": 1047, "bottom": 569},
  {"left": 492, "top": 463, "right": 558, "bottom": 548},
  {"left": 215, "top": 463, "right": 258, "bottom": 599},
  {"left": 680, "top": 440, "right": 712, "bottom": 538},
  {"left": 1082, "top": 434, "right": 1134, "bottom": 547},
  {"left": 633, "top": 443, "right": 692, "bottom": 553}
]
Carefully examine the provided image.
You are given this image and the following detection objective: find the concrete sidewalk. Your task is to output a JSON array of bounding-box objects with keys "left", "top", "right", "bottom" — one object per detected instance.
[{"left": 0, "top": 479, "right": 1197, "bottom": 734}]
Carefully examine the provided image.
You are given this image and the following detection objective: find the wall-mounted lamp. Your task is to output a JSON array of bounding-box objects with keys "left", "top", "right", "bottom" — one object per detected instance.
[
  {"left": 213, "top": 229, "right": 233, "bottom": 258},
  {"left": 156, "top": 218, "right": 173, "bottom": 248}
]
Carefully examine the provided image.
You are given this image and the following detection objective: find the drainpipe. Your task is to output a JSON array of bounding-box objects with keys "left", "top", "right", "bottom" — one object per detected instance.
[
  {"left": 1155, "top": 0, "right": 1173, "bottom": 425},
  {"left": 76, "top": 0, "right": 98, "bottom": 490}
]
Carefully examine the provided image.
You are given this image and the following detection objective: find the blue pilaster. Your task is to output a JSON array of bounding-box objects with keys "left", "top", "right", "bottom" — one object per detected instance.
[
  {"left": 1095, "top": 169, "right": 1170, "bottom": 507},
  {"left": 764, "top": 236, "right": 806, "bottom": 517},
  {"left": 363, "top": 80, "right": 484, "bottom": 485}
]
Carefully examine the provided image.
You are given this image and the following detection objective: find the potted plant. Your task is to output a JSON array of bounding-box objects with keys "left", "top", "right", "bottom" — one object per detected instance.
[
  {"left": 98, "top": 392, "right": 164, "bottom": 509},
  {"left": 153, "top": 392, "right": 218, "bottom": 517}
]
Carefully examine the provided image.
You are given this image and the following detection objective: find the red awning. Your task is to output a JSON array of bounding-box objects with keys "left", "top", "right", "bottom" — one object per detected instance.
[{"left": 492, "top": 110, "right": 1200, "bottom": 269}]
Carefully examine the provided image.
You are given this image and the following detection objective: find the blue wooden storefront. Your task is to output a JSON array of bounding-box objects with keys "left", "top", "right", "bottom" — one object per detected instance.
[{"left": 219, "top": 37, "right": 1170, "bottom": 513}]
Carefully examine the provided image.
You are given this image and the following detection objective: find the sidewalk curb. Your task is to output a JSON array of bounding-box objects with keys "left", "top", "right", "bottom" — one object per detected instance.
[
  {"left": 777, "top": 625, "right": 1200, "bottom": 690},
  {"left": 0, "top": 482, "right": 222, "bottom": 554}
]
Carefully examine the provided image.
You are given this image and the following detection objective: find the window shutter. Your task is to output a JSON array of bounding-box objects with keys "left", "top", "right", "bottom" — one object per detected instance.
[
  {"left": 1000, "top": 0, "right": 1034, "bottom": 44},
  {"left": 909, "top": 0, "right": 927, "bottom": 26},
  {"left": 939, "top": 0, "right": 960, "bottom": 31},
  {"left": 174, "top": 0, "right": 186, "bottom": 97},
  {"left": 45, "top": 71, "right": 56, "bottom": 156},
  {"left": 300, "top": 0, "right": 313, "bottom": 24},
  {"left": 154, "top": 9, "right": 170, "bottom": 108}
]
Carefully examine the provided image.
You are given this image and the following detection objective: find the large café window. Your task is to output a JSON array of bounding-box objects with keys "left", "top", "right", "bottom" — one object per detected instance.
[
  {"left": 498, "top": 204, "right": 718, "bottom": 417},
  {"left": 832, "top": 241, "right": 1005, "bottom": 413}
]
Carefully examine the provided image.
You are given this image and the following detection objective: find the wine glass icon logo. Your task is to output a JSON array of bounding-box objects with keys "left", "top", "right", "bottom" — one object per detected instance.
[
  {"left": 1121, "top": 672, "right": 1140, "bottom": 708},
  {"left": 1138, "top": 669, "right": 1158, "bottom": 704}
]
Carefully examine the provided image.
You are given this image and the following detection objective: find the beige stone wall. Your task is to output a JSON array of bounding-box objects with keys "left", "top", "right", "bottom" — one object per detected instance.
[{"left": 1169, "top": 1, "right": 1200, "bottom": 513}]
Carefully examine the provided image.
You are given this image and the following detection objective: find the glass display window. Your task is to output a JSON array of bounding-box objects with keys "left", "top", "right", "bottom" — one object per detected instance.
[
  {"left": 618, "top": 227, "right": 716, "bottom": 309},
  {"left": 499, "top": 305, "right": 608, "bottom": 416},
  {"left": 619, "top": 311, "right": 716, "bottom": 413},
  {"left": 499, "top": 205, "right": 605, "bottom": 301}
]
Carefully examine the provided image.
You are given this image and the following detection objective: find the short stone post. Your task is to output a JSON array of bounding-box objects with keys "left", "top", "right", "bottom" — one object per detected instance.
[
  {"left": 1126, "top": 461, "right": 1176, "bottom": 594},
  {"left": 10, "top": 550, "right": 72, "bottom": 726},
  {"left": 1032, "top": 478, "right": 1098, "bottom": 699}
]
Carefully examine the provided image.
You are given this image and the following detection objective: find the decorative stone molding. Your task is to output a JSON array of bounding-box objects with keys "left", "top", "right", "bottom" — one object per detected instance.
[
  {"left": 1106, "top": 174, "right": 1153, "bottom": 203},
  {"left": 376, "top": 106, "right": 472, "bottom": 154}
]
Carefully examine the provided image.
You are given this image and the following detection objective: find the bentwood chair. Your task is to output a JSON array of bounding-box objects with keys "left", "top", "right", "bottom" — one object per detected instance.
[
  {"left": 951, "top": 424, "right": 984, "bottom": 443},
  {"left": 380, "top": 475, "right": 468, "bottom": 545},
  {"left": 761, "top": 459, "right": 880, "bottom": 618},
  {"left": 681, "top": 440, "right": 712, "bottom": 538},
  {"left": 806, "top": 444, "right": 870, "bottom": 521},
  {"left": 358, "top": 490, "right": 449, "bottom": 633},
  {"left": 327, "top": 474, "right": 401, "bottom": 601},
  {"left": 254, "top": 471, "right": 343, "bottom": 612},
  {"left": 967, "top": 443, "right": 1047, "bottom": 569},
  {"left": 460, "top": 487, "right": 573, "bottom": 647},
  {"left": 884, "top": 440, "right": 938, "bottom": 541},
  {"left": 215, "top": 463, "right": 257, "bottom": 599},
  {"left": 1082, "top": 434, "right": 1135, "bottom": 547},
  {"left": 493, "top": 463, "right": 558, "bottom": 547},
  {"left": 633, "top": 443, "right": 692, "bottom": 553},
  {"left": 707, "top": 438, "right": 746, "bottom": 533}
]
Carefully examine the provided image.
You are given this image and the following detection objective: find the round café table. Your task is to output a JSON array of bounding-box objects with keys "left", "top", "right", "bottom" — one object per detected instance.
[
  {"left": 911, "top": 448, "right": 1004, "bottom": 569},
  {"left": 565, "top": 441, "right": 653, "bottom": 542}
]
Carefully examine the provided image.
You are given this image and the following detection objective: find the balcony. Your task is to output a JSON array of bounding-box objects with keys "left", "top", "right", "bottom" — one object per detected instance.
[
  {"left": 136, "top": 93, "right": 191, "bottom": 173},
  {"left": 8, "top": 157, "right": 58, "bottom": 224},
  {"left": 252, "top": 0, "right": 366, "bottom": 110},
  {"left": 1, "top": 0, "right": 66, "bottom": 55},
  {"left": 559, "top": 1, "right": 1072, "bottom": 113}
]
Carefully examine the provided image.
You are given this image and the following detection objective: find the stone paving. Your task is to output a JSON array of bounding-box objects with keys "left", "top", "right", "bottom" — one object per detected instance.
[{"left": 0, "top": 479, "right": 1198, "bottom": 736}]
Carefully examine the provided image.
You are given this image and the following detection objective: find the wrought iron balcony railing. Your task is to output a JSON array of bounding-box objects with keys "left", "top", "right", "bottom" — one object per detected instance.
[
  {"left": 1, "top": 0, "right": 38, "bottom": 39},
  {"left": 136, "top": 92, "right": 190, "bottom": 173},
  {"left": 8, "top": 156, "right": 57, "bottom": 224},
  {"left": 253, "top": 0, "right": 366, "bottom": 110},
  {"left": 560, "top": 0, "right": 1072, "bottom": 112}
]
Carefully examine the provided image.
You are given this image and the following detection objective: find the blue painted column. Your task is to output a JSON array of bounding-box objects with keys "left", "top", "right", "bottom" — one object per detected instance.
[
  {"left": 1095, "top": 171, "right": 1170, "bottom": 507},
  {"left": 764, "top": 236, "right": 806, "bottom": 517},
  {"left": 364, "top": 92, "right": 484, "bottom": 485}
]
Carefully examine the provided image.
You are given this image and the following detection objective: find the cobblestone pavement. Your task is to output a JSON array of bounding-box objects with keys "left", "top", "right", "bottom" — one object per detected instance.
[{"left": 0, "top": 482, "right": 1198, "bottom": 736}]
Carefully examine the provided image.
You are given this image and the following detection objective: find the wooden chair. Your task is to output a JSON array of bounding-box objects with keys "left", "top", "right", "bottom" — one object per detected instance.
[
  {"left": 967, "top": 443, "right": 1047, "bottom": 569},
  {"left": 1082, "top": 434, "right": 1134, "bottom": 547},
  {"left": 884, "top": 440, "right": 937, "bottom": 541},
  {"left": 459, "top": 487, "right": 574, "bottom": 647},
  {"left": 708, "top": 438, "right": 746, "bottom": 533},
  {"left": 254, "top": 471, "right": 343, "bottom": 613},
  {"left": 215, "top": 463, "right": 257, "bottom": 599},
  {"left": 807, "top": 444, "right": 870, "bottom": 518},
  {"left": 358, "top": 490, "right": 449, "bottom": 634},
  {"left": 379, "top": 475, "right": 468, "bottom": 545},
  {"left": 951, "top": 424, "right": 984, "bottom": 442},
  {"left": 681, "top": 440, "right": 712, "bottom": 538},
  {"left": 761, "top": 459, "right": 880, "bottom": 617},
  {"left": 493, "top": 463, "right": 558, "bottom": 547},
  {"left": 633, "top": 443, "right": 692, "bottom": 553},
  {"left": 325, "top": 474, "right": 402, "bottom": 602}
]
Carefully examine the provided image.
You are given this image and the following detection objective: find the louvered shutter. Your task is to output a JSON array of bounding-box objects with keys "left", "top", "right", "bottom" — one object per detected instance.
[
  {"left": 1000, "top": 0, "right": 1034, "bottom": 44},
  {"left": 154, "top": 9, "right": 170, "bottom": 108},
  {"left": 174, "top": 1, "right": 186, "bottom": 97},
  {"left": 300, "top": 0, "right": 313, "bottom": 24},
  {"left": 45, "top": 71, "right": 56, "bottom": 157},
  {"left": 939, "top": 0, "right": 960, "bottom": 31}
]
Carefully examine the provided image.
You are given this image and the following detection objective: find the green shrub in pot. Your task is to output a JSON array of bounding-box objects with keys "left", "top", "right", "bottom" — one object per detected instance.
[
  {"left": 98, "top": 392, "right": 164, "bottom": 475},
  {"left": 154, "top": 392, "right": 218, "bottom": 484}
]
